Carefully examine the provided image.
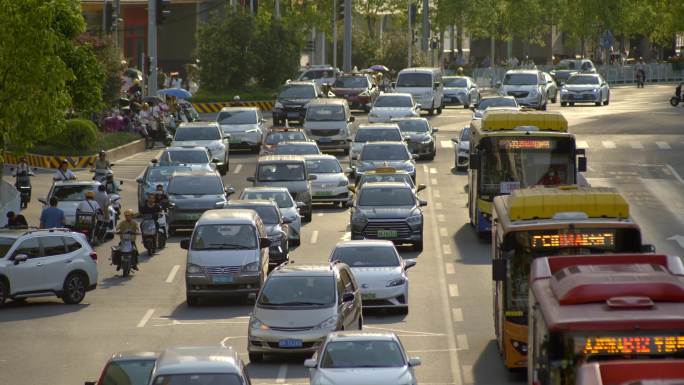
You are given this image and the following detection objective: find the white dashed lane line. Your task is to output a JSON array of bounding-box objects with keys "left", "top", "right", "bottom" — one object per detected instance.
[
  {"left": 448, "top": 284, "right": 459, "bottom": 297},
  {"left": 602, "top": 140, "right": 616, "bottom": 149},
  {"left": 445, "top": 263, "right": 456, "bottom": 275},
  {"left": 233, "top": 164, "right": 243, "bottom": 174},
  {"left": 439, "top": 228, "right": 448, "bottom": 237},
  {"left": 165, "top": 265, "right": 180, "bottom": 283},
  {"left": 310, "top": 230, "right": 319, "bottom": 244},
  {"left": 656, "top": 141, "right": 671, "bottom": 149},
  {"left": 137, "top": 309, "right": 155, "bottom": 328},
  {"left": 451, "top": 308, "right": 464, "bottom": 322},
  {"left": 275, "top": 365, "right": 287, "bottom": 383},
  {"left": 442, "top": 244, "right": 452, "bottom": 255}
]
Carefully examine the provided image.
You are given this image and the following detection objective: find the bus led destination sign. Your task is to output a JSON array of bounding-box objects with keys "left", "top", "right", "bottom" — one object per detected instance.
[
  {"left": 578, "top": 335, "right": 684, "bottom": 355},
  {"left": 530, "top": 230, "right": 616, "bottom": 249},
  {"left": 498, "top": 139, "right": 553, "bottom": 150}
]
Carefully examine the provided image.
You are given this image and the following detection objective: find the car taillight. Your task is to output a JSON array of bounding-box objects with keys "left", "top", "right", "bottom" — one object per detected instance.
[{"left": 90, "top": 251, "right": 97, "bottom": 261}]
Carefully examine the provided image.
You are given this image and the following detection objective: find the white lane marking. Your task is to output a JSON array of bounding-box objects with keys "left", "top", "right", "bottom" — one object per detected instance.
[
  {"left": 576, "top": 140, "right": 589, "bottom": 149},
  {"left": 665, "top": 164, "right": 684, "bottom": 186},
  {"left": 630, "top": 141, "right": 644, "bottom": 149},
  {"left": 340, "top": 231, "right": 351, "bottom": 241},
  {"left": 433, "top": 189, "right": 440, "bottom": 198},
  {"left": 165, "top": 265, "right": 180, "bottom": 283},
  {"left": 220, "top": 336, "right": 245, "bottom": 348},
  {"left": 656, "top": 141, "right": 671, "bottom": 149},
  {"left": 363, "top": 325, "right": 445, "bottom": 336},
  {"left": 437, "top": 214, "right": 445, "bottom": 222},
  {"left": 439, "top": 228, "right": 448, "bottom": 237},
  {"left": 310, "top": 230, "right": 319, "bottom": 244},
  {"left": 462, "top": 364, "right": 474, "bottom": 384},
  {"left": 275, "top": 365, "right": 287, "bottom": 383},
  {"left": 451, "top": 308, "right": 464, "bottom": 322},
  {"left": 445, "top": 263, "right": 456, "bottom": 275},
  {"left": 152, "top": 319, "right": 249, "bottom": 327},
  {"left": 137, "top": 309, "right": 155, "bottom": 328},
  {"left": 602, "top": 140, "right": 616, "bottom": 149},
  {"left": 448, "top": 284, "right": 459, "bottom": 297},
  {"left": 442, "top": 244, "right": 452, "bottom": 255},
  {"left": 430, "top": 168, "right": 438, "bottom": 174},
  {"left": 457, "top": 334, "right": 470, "bottom": 350},
  {"left": 435, "top": 202, "right": 443, "bottom": 210},
  {"left": 441, "top": 140, "right": 454, "bottom": 149},
  {"left": 422, "top": 164, "right": 429, "bottom": 173},
  {"left": 431, "top": 178, "right": 438, "bottom": 185},
  {"left": 233, "top": 164, "right": 243, "bottom": 174},
  {"left": 316, "top": 212, "right": 324, "bottom": 217}
]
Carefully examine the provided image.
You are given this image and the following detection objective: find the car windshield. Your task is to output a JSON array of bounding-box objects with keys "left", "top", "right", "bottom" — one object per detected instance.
[
  {"left": 0, "top": 237, "right": 15, "bottom": 259},
  {"left": 334, "top": 76, "right": 369, "bottom": 88},
  {"left": 258, "top": 276, "right": 335, "bottom": 307},
  {"left": 358, "top": 188, "right": 414, "bottom": 206},
  {"left": 556, "top": 60, "right": 578, "bottom": 69},
  {"left": 160, "top": 150, "right": 210, "bottom": 164},
  {"left": 191, "top": 224, "right": 257, "bottom": 250},
  {"left": 331, "top": 246, "right": 400, "bottom": 267},
  {"left": 478, "top": 98, "right": 517, "bottom": 109},
  {"left": 307, "top": 105, "right": 345, "bottom": 121},
  {"left": 241, "top": 191, "right": 294, "bottom": 209},
  {"left": 396, "top": 120, "right": 429, "bottom": 133},
  {"left": 374, "top": 96, "right": 413, "bottom": 108},
  {"left": 360, "top": 174, "right": 413, "bottom": 187},
  {"left": 257, "top": 164, "right": 305, "bottom": 181},
  {"left": 265, "top": 132, "right": 306, "bottom": 145},
  {"left": 101, "top": 359, "right": 156, "bottom": 385},
  {"left": 320, "top": 340, "right": 405, "bottom": 368},
  {"left": 361, "top": 145, "right": 409, "bottom": 161},
  {"left": 300, "top": 69, "right": 333, "bottom": 80},
  {"left": 152, "top": 374, "right": 243, "bottom": 385},
  {"left": 354, "top": 128, "right": 402, "bottom": 142},
  {"left": 51, "top": 185, "right": 96, "bottom": 201},
  {"left": 227, "top": 205, "right": 279, "bottom": 224},
  {"left": 174, "top": 126, "right": 221, "bottom": 141},
  {"left": 566, "top": 75, "right": 599, "bottom": 85},
  {"left": 148, "top": 167, "right": 188, "bottom": 182},
  {"left": 273, "top": 144, "right": 320, "bottom": 155},
  {"left": 444, "top": 77, "right": 468, "bottom": 87},
  {"left": 503, "top": 73, "right": 538, "bottom": 85},
  {"left": 460, "top": 127, "right": 471, "bottom": 141},
  {"left": 217, "top": 110, "right": 258, "bottom": 125},
  {"left": 306, "top": 158, "right": 343, "bottom": 174},
  {"left": 167, "top": 176, "right": 223, "bottom": 195},
  {"left": 396, "top": 72, "right": 432, "bottom": 87},
  {"left": 279, "top": 85, "right": 316, "bottom": 99}
]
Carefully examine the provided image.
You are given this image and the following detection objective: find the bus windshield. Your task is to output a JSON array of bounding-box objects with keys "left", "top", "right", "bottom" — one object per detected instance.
[
  {"left": 503, "top": 228, "right": 643, "bottom": 313},
  {"left": 479, "top": 137, "right": 575, "bottom": 196}
]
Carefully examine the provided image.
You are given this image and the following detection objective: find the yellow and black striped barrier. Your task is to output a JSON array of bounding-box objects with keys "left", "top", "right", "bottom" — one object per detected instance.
[
  {"left": 192, "top": 100, "right": 274, "bottom": 113},
  {"left": 3, "top": 153, "right": 98, "bottom": 170}
]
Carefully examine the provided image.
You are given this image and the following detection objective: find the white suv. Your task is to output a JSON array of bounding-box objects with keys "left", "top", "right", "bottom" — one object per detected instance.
[{"left": 0, "top": 229, "right": 98, "bottom": 305}]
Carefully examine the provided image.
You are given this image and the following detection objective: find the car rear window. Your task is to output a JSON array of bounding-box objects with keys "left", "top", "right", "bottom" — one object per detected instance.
[
  {"left": 444, "top": 78, "right": 467, "bottom": 87},
  {"left": 101, "top": 359, "right": 156, "bottom": 385},
  {"left": 374, "top": 95, "right": 413, "bottom": 108},
  {"left": 360, "top": 144, "right": 410, "bottom": 161},
  {"left": 174, "top": 126, "right": 221, "bottom": 141},
  {"left": 167, "top": 176, "right": 223, "bottom": 195},
  {"left": 354, "top": 128, "right": 402, "bottom": 142},
  {"left": 334, "top": 76, "right": 369, "bottom": 88},
  {"left": 273, "top": 144, "right": 320, "bottom": 155},
  {"left": 265, "top": 132, "right": 306, "bottom": 145},
  {"left": 52, "top": 185, "right": 96, "bottom": 201},
  {"left": 161, "top": 150, "right": 209, "bottom": 164},
  {"left": 257, "top": 163, "right": 306, "bottom": 181}
]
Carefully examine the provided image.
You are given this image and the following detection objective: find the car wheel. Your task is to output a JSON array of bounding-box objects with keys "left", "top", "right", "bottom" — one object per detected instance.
[
  {"left": 397, "top": 306, "right": 409, "bottom": 315},
  {"left": 560, "top": 102, "right": 567, "bottom": 107},
  {"left": 604, "top": 94, "right": 610, "bottom": 105},
  {"left": 552, "top": 92, "right": 557, "bottom": 103},
  {"left": 248, "top": 352, "right": 263, "bottom": 363},
  {"left": 358, "top": 317, "right": 363, "bottom": 330},
  {"left": 463, "top": 97, "right": 470, "bottom": 109},
  {"left": 218, "top": 164, "right": 228, "bottom": 176},
  {"left": 304, "top": 210, "right": 312, "bottom": 223},
  {"left": 428, "top": 103, "right": 435, "bottom": 116},
  {"left": 437, "top": 105, "right": 443, "bottom": 114},
  {"left": 595, "top": 101, "right": 601, "bottom": 106},
  {"left": 62, "top": 273, "right": 87, "bottom": 304},
  {"left": 168, "top": 227, "right": 176, "bottom": 237},
  {"left": 0, "top": 279, "right": 7, "bottom": 306},
  {"left": 569, "top": 102, "right": 575, "bottom": 106},
  {"left": 290, "top": 238, "right": 301, "bottom": 247},
  {"left": 187, "top": 294, "right": 199, "bottom": 307},
  {"left": 413, "top": 240, "right": 423, "bottom": 252},
  {"left": 427, "top": 149, "right": 436, "bottom": 160}
]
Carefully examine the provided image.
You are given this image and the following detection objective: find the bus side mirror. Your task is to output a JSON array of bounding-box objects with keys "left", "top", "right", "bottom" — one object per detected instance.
[
  {"left": 577, "top": 156, "right": 587, "bottom": 173},
  {"left": 469, "top": 153, "right": 479, "bottom": 170},
  {"left": 492, "top": 259, "right": 506, "bottom": 281}
]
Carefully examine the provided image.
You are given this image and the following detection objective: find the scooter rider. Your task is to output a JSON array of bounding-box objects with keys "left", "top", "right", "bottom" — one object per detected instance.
[
  {"left": 77, "top": 191, "right": 104, "bottom": 241},
  {"left": 115, "top": 209, "right": 140, "bottom": 271},
  {"left": 53, "top": 160, "right": 77, "bottom": 181},
  {"left": 154, "top": 184, "right": 170, "bottom": 209},
  {"left": 15, "top": 157, "right": 31, "bottom": 177}
]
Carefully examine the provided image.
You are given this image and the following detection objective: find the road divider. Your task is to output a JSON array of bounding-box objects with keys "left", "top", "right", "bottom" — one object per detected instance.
[
  {"left": 3, "top": 139, "right": 146, "bottom": 169},
  {"left": 193, "top": 101, "right": 274, "bottom": 113}
]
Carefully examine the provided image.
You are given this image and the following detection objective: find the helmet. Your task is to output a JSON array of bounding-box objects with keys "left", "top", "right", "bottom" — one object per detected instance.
[
  {"left": 233, "top": 95, "right": 241, "bottom": 101},
  {"left": 99, "top": 150, "right": 106, "bottom": 156},
  {"left": 85, "top": 191, "right": 95, "bottom": 199}
]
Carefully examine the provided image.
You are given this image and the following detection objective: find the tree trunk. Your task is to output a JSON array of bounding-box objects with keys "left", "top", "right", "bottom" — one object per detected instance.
[{"left": 366, "top": 15, "right": 375, "bottom": 40}]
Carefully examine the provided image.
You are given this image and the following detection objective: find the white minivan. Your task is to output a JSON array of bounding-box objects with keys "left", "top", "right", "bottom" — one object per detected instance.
[{"left": 393, "top": 67, "right": 444, "bottom": 115}]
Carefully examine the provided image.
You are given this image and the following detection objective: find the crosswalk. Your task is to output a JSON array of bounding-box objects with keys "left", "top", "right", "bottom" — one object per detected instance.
[{"left": 437, "top": 138, "right": 684, "bottom": 151}]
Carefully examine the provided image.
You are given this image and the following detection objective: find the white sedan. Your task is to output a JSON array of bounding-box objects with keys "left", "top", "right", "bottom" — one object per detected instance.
[
  {"left": 305, "top": 331, "right": 421, "bottom": 385},
  {"left": 560, "top": 73, "right": 610, "bottom": 107},
  {"left": 368, "top": 93, "right": 420, "bottom": 123},
  {"left": 329, "top": 240, "right": 415, "bottom": 314}
]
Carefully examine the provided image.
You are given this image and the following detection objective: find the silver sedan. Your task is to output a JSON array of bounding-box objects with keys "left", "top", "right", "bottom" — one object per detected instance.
[
  {"left": 443, "top": 76, "right": 480, "bottom": 108},
  {"left": 560, "top": 73, "right": 610, "bottom": 107}
]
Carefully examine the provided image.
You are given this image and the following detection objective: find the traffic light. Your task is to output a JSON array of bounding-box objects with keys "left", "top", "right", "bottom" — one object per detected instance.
[
  {"left": 336, "top": 0, "right": 344, "bottom": 22},
  {"left": 156, "top": 0, "right": 171, "bottom": 25},
  {"left": 104, "top": 3, "right": 114, "bottom": 32}
]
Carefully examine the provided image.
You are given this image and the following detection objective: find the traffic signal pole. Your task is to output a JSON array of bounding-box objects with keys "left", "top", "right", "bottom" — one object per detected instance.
[
  {"left": 332, "top": 0, "right": 337, "bottom": 69},
  {"left": 148, "top": 0, "right": 158, "bottom": 95},
  {"left": 408, "top": 1, "right": 412, "bottom": 67},
  {"left": 342, "top": 0, "right": 352, "bottom": 72}
]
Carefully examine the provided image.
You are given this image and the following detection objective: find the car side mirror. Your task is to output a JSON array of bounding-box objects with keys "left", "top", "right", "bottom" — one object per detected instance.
[
  {"left": 641, "top": 244, "right": 656, "bottom": 253},
  {"left": 451, "top": 138, "right": 459, "bottom": 144},
  {"left": 418, "top": 200, "right": 428, "bottom": 207},
  {"left": 404, "top": 259, "right": 417, "bottom": 270},
  {"left": 225, "top": 187, "right": 236, "bottom": 196},
  {"left": 349, "top": 116, "right": 355, "bottom": 122},
  {"left": 38, "top": 198, "right": 47, "bottom": 205},
  {"left": 296, "top": 202, "right": 306, "bottom": 209},
  {"left": 416, "top": 184, "right": 426, "bottom": 193},
  {"left": 260, "top": 237, "right": 272, "bottom": 248},
  {"left": 432, "top": 128, "right": 439, "bottom": 133},
  {"left": 247, "top": 292, "right": 257, "bottom": 302},
  {"left": 282, "top": 217, "right": 293, "bottom": 224},
  {"left": 408, "top": 357, "right": 422, "bottom": 367},
  {"left": 223, "top": 134, "right": 231, "bottom": 140},
  {"left": 211, "top": 159, "right": 220, "bottom": 163},
  {"left": 390, "top": 82, "right": 396, "bottom": 88},
  {"left": 246, "top": 176, "right": 255, "bottom": 182},
  {"left": 135, "top": 176, "right": 143, "bottom": 184},
  {"left": 492, "top": 259, "right": 506, "bottom": 281},
  {"left": 342, "top": 292, "right": 355, "bottom": 302},
  {"left": 345, "top": 200, "right": 354, "bottom": 208},
  {"left": 433, "top": 82, "right": 440, "bottom": 89},
  {"left": 13, "top": 254, "right": 28, "bottom": 265},
  {"left": 496, "top": 81, "right": 502, "bottom": 88},
  {"left": 560, "top": 82, "right": 565, "bottom": 86},
  {"left": 304, "top": 358, "right": 317, "bottom": 368},
  {"left": 180, "top": 239, "right": 190, "bottom": 250},
  {"left": 412, "top": 154, "right": 419, "bottom": 160},
  {"left": 415, "top": 103, "right": 422, "bottom": 109},
  {"left": 344, "top": 167, "right": 353, "bottom": 174},
  {"left": 307, "top": 174, "right": 317, "bottom": 181},
  {"left": 577, "top": 156, "right": 587, "bottom": 173}
]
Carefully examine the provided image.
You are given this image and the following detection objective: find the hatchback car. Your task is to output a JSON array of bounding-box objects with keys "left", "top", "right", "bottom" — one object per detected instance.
[
  {"left": 216, "top": 107, "right": 265, "bottom": 152},
  {"left": 0, "top": 229, "right": 98, "bottom": 305},
  {"left": 247, "top": 261, "right": 362, "bottom": 362},
  {"left": 272, "top": 141, "right": 321, "bottom": 156},
  {"left": 394, "top": 117, "right": 438, "bottom": 160},
  {"left": 471, "top": 96, "right": 519, "bottom": 120},
  {"left": 451, "top": 125, "right": 471, "bottom": 170},
  {"left": 304, "top": 332, "right": 421, "bottom": 385},
  {"left": 349, "top": 124, "right": 403, "bottom": 167},
  {"left": 304, "top": 155, "right": 350, "bottom": 205},
  {"left": 85, "top": 351, "right": 157, "bottom": 385},
  {"left": 272, "top": 81, "right": 324, "bottom": 125},
  {"left": 171, "top": 122, "right": 230, "bottom": 175},
  {"left": 353, "top": 142, "right": 417, "bottom": 182},
  {"left": 223, "top": 200, "right": 291, "bottom": 267},
  {"left": 443, "top": 75, "right": 480, "bottom": 108},
  {"left": 181, "top": 209, "right": 270, "bottom": 305},
  {"left": 303, "top": 99, "right": 354, "bottom": 153},
  {"left": 261, "top": 129, "right": 309, "bottom": 155},
  {"left": 166, "top": 170, "right": 233, "bottom": 234},
  {"left": 560, "top": 73, "right": 610, "bottom": 106},
  {"left": 247, "top": 156, "right": 316, "bottom": 222},
  {"left": 368, "top": 93, "right": 420, "bottom": 123},
  {"left": 349, "top": 182, "right": 427, "bottom": 251},
  {"left": 332, "top": 73, "right": 378, "bottom": 111},
  {"left": 149, "top": 346, "right": 250, "bottom": 385},
  {"left": 239, "top": 187, "right": 303, "bottom": 246},
  {"left": 329, "top": 240, "right": 416, "bottom": 313}
]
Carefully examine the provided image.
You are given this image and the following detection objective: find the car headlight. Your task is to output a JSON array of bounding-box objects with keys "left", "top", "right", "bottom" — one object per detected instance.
[
  {"left": 351, "top": 213, "right": 368, "bottom": 224},
  {"left": 338, "top": 179, "right": 349, "bottom": 187},
  {"left": 315, "top": 315, "right": 338, "bottom": 330},
  {"left": 561, "top": 88, "right": 568, "bottom": 93},
  {"left": 407, "top": 213, "right": 422, "bottom": 224},
  {"left": 242, "top": 261, "right": 259, "bottom": 273},
  {"left": 250, "top": 316, "right": 269, "bottom": 331},
  {"left": 386, "top": 276, "right": 407, "bottom": 287},
  {"left": 420, "top": 137, "right": 432, "bottom": 144},
  {"left": 274, "top": 101, "right": 283, "bottom": 109},
  {"left": 529, "top": 88, "right": 538, "bottom": 96},
  {"left": 187, "top": 263, "right": 204, "bottom": 275},
  {"left": 592, "top": 88, "right": 600, "bottom": 93}
]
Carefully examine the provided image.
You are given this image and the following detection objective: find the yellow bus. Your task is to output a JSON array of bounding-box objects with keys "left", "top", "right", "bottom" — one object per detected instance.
[
  {"left": 491, "top": 186, "right": 654, "bottom": 369},
  {"left": 468, "top": 110, "right": 587, "bottom": 237}
]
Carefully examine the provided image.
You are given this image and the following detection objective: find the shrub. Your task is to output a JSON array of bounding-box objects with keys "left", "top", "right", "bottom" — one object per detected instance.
[{"left": 51, "top": 119, "right": 98, "bottom": 151}]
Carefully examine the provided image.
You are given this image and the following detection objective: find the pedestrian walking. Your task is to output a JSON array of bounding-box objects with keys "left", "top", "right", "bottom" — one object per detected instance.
[
  {"left": 40, "top": 197, "right": 65, "bottom": 228},
  {"left": 635, "top": 57, "right": 646, "bottom": 88}
]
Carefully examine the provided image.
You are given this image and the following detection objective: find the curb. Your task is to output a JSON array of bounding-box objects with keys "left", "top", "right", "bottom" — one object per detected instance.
[
  {"left": 193, "top": 100, "right": 274, "bottom": 113},
  {"left": 3, "top": 139, "right": 146, "bottom": 170}
]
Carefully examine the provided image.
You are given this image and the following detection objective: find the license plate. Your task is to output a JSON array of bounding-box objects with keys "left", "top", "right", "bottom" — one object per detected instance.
[
  {"left": 229, "top": 138, "right": 241, "bottom": 143},
  {"left": 362, "top": 293, "right": 376, "bottom": 300},
  {"left": 212, "top": 275, "right": 234, "bottom": 284},
  {"left": 278, "top": 339, "right": 303, "bottom": 348},
  {"left": 377, "top": 230, "right": 398, "bottom": 238},
  {"left": 318, "top": 137, "right": 332, "bottom": 143},
  {"left": 315, "top": 191, "right": 333, "bottom": 196}
]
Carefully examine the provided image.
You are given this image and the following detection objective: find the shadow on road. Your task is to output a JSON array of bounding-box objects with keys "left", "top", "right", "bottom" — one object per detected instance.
[
  {"left": 471, "top": 339, "right": 526, "bottom": 385},
  {"left": 0, "top": 300, "right": 89, "bottom": 321},
  {"left": 162, "top": 298, "right": 252, "bottom": 322},
  {"left": 451, "top": 223, "right": 491, "bottom": 265}
]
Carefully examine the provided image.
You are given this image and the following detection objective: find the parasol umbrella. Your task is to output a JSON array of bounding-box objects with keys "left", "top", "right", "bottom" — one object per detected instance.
[
  {"left": 157, "top": 87, "right": 192, "bottom": 99},
  {"left": 370, "top": 65, "right": 389, "bottom": 72}
]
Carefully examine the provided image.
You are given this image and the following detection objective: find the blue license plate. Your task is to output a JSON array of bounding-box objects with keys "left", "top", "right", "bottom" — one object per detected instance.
[
  {"left": 212, "top": 275, "right": 234, "bottom": 284},
  {"left": 278, "top": 339, "right": 303, "bottom": 348}
]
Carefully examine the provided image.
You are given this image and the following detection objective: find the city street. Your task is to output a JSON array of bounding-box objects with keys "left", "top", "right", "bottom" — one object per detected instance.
[{"left": 1, "top": 84, "right": 683, "bottom": 385}]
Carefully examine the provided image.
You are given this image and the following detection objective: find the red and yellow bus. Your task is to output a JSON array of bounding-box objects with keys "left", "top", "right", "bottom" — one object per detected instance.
[{"left": 575, "top": 360, "right": 684, "bottom": 385}]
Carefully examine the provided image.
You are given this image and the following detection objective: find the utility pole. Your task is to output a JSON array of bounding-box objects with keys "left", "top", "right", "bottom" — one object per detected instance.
[
  {"left": 421, "top": 0, "right": 428, "bottom": 52},
  {"left": 147, "top": 0, "right": 158, "bottom": 95},
  {"left": 332, "top": 0, "right": 337, "bottom": 69},
  {"left": 113, "top": 0, "right": 121, "bottom": 47},
  {"left": 408, "top": 1, "right": 412, "bottom": 67},
  {"left": 275, "top": 0, "right": 280, "bottom": 18},
  {"left": 250, "top": 0, "right": 254, "bottom": 14},
  {"left": 102, "top": 0, "right": 109, "bottom": 35},
  {"left": 342, "top": 0, "right": 352, "bottom": 72}
]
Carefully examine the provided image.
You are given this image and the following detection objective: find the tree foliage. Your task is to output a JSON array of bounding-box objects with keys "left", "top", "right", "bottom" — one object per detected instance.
[{"left": 252, "top": 17, "right": 303, "bottom": 88}]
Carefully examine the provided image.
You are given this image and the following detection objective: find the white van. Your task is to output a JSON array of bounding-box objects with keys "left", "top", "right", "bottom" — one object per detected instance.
[{"left": 393, "top": 67, "right": 444, "bottom": 115}]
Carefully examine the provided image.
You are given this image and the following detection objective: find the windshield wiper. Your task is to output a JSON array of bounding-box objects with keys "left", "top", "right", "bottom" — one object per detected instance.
[
  {"left": 207, "top": 243, "right": 253, "bottom": 250},
  {"left": 268, "top": 301, "right": 327, "bottom": 306}
]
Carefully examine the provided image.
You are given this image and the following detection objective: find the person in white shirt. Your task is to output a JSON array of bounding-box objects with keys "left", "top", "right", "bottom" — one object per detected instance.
[
  {"left": 77, "top": 191, "right": 101, "bottom": 215},
  {"left": 53, "top": 160, "right": 77, "bottom": 181}
]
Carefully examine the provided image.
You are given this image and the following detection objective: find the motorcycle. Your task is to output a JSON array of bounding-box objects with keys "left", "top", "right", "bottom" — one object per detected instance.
[
  {"left": 140, "top": 216, "right": 158, "bottom": 256},
  {"left": 12, "top": 168, "right": 35, "bottom": 209},
  {"left": 112, "top": 231, "right": 137, "bottom": 277},
  {"left": 670, "top": 83, "right": 683, "bottom": 107},
  {"left": 91, "top": 166, "right": 115, "bottom": 183},
  {"left": 156, "top": 211, "right": 168, "bottom": 249},
  {"left": 74, "top": 211, "right": 98, "bottom": 245}
]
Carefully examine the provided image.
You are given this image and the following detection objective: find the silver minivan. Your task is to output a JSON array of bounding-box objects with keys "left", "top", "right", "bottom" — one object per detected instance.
[
  {"left": 303, "top": 99, "right": 355, "bottom": 154},
  {"left": 393, "top": 67, "right": 444, "bottom": 115},
  {"left": 181, "top": 209, "right": 271, "bottom": 306}
]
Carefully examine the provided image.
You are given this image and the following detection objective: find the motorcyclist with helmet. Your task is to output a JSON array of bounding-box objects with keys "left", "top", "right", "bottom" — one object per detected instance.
[{"left": 115, "top": 209, "right": 140, "bottom": 271}]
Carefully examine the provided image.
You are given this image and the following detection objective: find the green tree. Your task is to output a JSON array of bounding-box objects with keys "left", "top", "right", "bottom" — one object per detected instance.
[
  {"left": 253, "top": 17, "right": 303, "bottom": 88},
  {"left": 62, "top": 42, "right": 106, "bottom": 114}
]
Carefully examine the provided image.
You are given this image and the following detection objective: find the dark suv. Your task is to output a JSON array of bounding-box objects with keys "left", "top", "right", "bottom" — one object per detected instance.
[{"left": 272, "top": 81, "right": 324, "bottom": 126}]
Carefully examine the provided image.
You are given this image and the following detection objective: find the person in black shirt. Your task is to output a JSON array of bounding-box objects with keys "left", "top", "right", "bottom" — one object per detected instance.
[
  {"left": 140, "top": 194, "right": 162, "bottom": 216},
  {"left": 6, "top": 211, "right": 28, "bottom": 229}
]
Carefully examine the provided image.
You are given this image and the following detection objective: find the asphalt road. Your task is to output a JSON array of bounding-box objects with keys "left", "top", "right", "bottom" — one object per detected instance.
[{"left": 1, "top": 84, "right": 683, "bottom": 385}]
